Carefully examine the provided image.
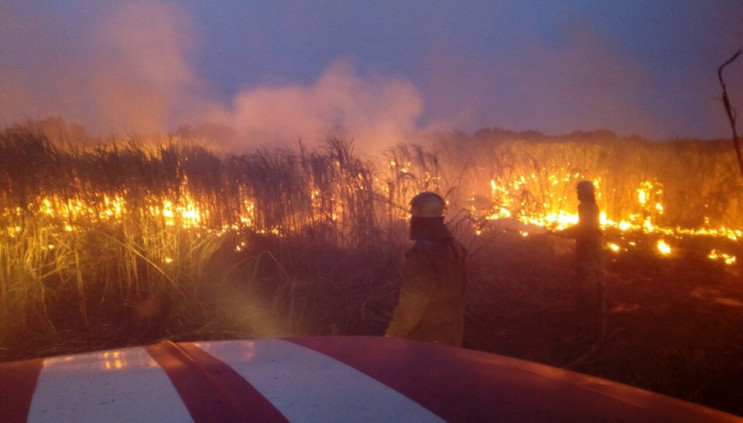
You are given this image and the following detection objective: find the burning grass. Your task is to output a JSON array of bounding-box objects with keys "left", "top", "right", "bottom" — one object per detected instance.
[{"left": 1, "top": 123, "right": 742, "bottom": 415}]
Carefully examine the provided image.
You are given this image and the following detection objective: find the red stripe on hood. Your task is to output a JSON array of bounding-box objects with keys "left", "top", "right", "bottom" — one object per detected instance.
[
  {"left": 145, "top": 341, "right": 288, "bottom": 423},
  {"left": 0, "top": 358, "right": 44, "bottom": 423},
  {"left": 288, "top": 336, "right": 742, "bottom": 423}
]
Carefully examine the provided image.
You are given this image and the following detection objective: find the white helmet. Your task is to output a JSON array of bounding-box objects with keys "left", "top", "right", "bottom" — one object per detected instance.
[{"left": 410, "top": 192, "right": 445, "bottom": 218}]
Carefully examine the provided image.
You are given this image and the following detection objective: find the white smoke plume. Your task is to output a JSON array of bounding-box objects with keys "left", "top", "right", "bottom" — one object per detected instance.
[
  {"left": 0, "top": 1, "right": 424, "bottom": 153},
  {"left": 3, "top": 1, "right": 741, "bottom": 145},
  {"left": 208, "top": 59, "right": 423, "bottom": 152}
]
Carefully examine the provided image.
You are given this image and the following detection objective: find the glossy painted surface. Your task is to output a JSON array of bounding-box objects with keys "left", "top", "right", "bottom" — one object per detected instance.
[
  {"left": 25, "top": 346, "right": 190, "bottom": 423},
  {"left": 197, "top": 339, "right": 443, "bottom": 422},
  {"left": 1, "top": 336, "right": 742, "bottom": 423}
]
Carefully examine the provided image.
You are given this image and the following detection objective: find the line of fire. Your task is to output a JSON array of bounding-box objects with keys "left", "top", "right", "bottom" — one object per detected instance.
[
  {"left": 3, "top": 121, "right": 743, "bottom": 415},
  {"left": 4, "top": 127, "right": 740, "bottom": 263},
  {"left": 0, "top": 125, "right": 743, "bottom": 350}
]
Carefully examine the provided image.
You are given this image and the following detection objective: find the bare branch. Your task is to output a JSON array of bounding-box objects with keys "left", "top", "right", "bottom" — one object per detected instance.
[{"left": 718, "top": 49, "right": 743, "bottom": 177}]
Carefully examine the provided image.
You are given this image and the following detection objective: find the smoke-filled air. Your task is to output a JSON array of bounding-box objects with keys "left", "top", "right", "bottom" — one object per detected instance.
[{"left": 1, "top": 0, "right": 743, "bottom": 417}]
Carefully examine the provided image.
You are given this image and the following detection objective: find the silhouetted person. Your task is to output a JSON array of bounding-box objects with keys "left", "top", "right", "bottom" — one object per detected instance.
[
  {"left": 558, "top": 180, "right": 605, "bottom": 316},
  {"left": 385, "top": 192, "right": 467, "bottom": 346}
]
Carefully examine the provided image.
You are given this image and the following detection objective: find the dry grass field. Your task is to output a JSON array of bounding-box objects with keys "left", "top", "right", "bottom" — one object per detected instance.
[{"left": 1, "top": 122, "right": 742, "bottom": 416}]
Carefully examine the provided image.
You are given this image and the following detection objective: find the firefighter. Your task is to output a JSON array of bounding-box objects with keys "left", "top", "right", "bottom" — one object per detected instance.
[
  {"left": 557, "top": 180, "right": 605, "bottom": 315},
  {"left": 385, "top": 192, "right": 467, "bottom": 346}
]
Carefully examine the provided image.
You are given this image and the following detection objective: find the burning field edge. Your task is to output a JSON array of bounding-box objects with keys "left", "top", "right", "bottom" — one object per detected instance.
[{"left": 1, "top": 124, "right": 742, "bottom": 416}]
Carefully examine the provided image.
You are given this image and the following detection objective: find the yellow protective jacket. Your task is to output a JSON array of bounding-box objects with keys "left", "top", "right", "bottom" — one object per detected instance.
[{"left": 385, "top": 238, "right": 467, "bottom": 346}]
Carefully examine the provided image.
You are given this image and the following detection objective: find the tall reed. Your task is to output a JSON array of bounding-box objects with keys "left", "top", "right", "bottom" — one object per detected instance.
[{"left": 1, "top": 123, "right": 741, "bottom": 360}]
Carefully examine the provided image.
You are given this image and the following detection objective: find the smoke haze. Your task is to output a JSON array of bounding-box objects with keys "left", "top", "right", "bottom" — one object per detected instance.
[
  {"left": 1, "top": 2, "right": 216, "bottom": 135},
  {"left": 1, "top": 1, "right": 742, "bottom": 149},
  {"left": 208, "top": 59, "right": 423, "bottom": 151}
]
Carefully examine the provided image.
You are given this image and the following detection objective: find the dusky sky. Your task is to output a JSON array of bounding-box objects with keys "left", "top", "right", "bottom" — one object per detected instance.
[{"left": 1, "top": 1, "right": 742, "bottom": 150}]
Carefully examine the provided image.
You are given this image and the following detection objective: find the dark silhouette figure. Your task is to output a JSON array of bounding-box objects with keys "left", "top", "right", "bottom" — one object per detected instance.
[
  {"left": 558, "top": 180, "right": 605, "bottom": 316},
  {"left": 385, "top": 192, "right": 467, "bottom": 346}
]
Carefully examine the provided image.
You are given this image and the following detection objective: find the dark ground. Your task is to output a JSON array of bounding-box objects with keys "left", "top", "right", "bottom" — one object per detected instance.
[
  {"left": 465, "top": 231, "right": 743, "bottom": 417},
  {"left": 2, "top": 229, "right": 742, "bottom": 417}
]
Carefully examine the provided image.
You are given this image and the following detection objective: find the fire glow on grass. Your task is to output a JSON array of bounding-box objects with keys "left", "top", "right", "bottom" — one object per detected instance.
[
  {"left": 481, "top": 175, "right": 740, "bottom": 265},
  {"left": 3, "top": 159, "right": 740, "bottom": 266},
  {"left": 28, "top": 192, "right": 208, "bottom": 230}
]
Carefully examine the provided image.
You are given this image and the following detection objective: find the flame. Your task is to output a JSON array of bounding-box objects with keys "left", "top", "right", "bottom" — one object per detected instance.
[
  {"left": 708, "top": 249, "right": 737, "bottom": 265},
  {"left": 5, "top": 162, "right": 739, "bottom": 267},
  {"left": 477, "top": 175, "right": 738, "bottom": 265},
  {"left": 657, "top": 240, "right": 672, "bottom": 255}
]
